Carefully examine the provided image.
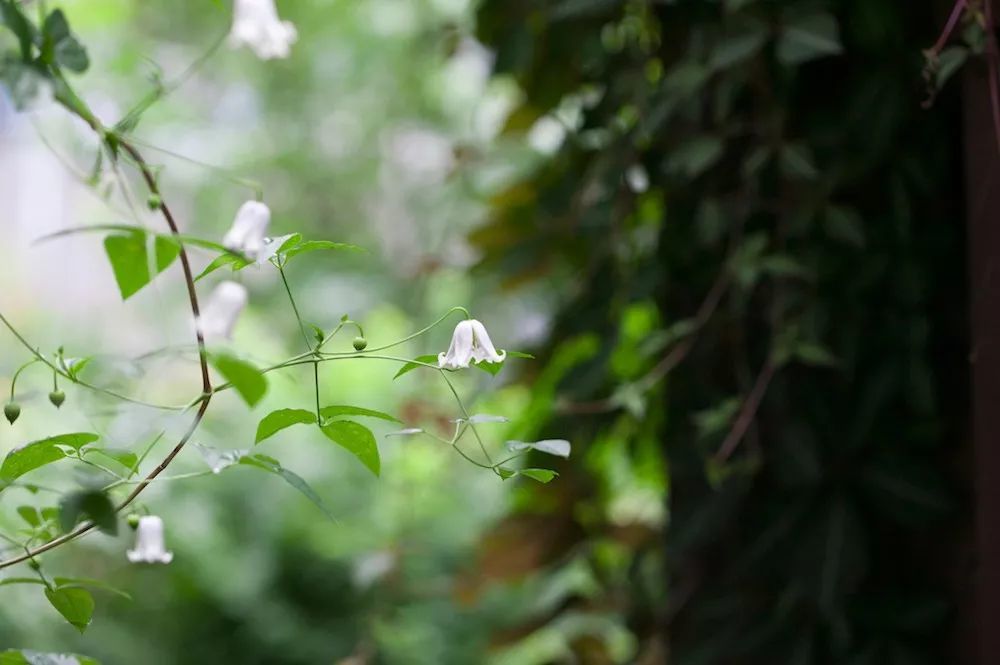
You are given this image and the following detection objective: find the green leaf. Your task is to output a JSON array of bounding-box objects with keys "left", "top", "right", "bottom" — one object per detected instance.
[
  {"left": 83, "top": 448, "right": 138, "bottom": 472},
  {"left": 506, "top": 350, "right": 535, "bottom": 359},
  {"left": 824, "top": 206, "right": 866, "bottom": 248},
  {"left": 776, "top": 12, "right": 843, "bottom": 66},
  {"left": 496, "top": 467, "right": 517, "bottom": 480},
  {"left": 0, "top": 1, "right": 38, "bottom": 59},
  {"left": 519, "top": 468, "right": 559, "bottom": 483},
  {"left": 709, "top": 20, "right": 767, "bottom": 70},
  {"left": 53, "top": 577, "right": 132, "bottom": 601},
  {"left": 0, "top": 650, "right": 101, "bottom": 665},
  {"left": 59, "top": 489, "right": 117, "bottom": 536},
  {"left": 665, "top": 136, "right": 724, "bottom": 178},
  {"left": 794, "top": 342, "right": 838, "bottom": 367},
  {"left": 255, "top": 408, "right": 317, "bottom": 444},
  {"left": 16, "top": 505, "right": 40, "bottom": 527},
  {"left": 44, "top": 586, "right": 94, "bottom": 633},
  {"left": 0, "top": 577, "right": 46, "bottom": 588},
  {"left": 194, "top": 253, "right": 251, "bottom": 282},
  {"left": 473, "top": 359, "right": 505, "bottom": 376},
  {"left": 319, "top": 405, "right": 401, "bottom": 424},
  {"left": 320, "top": 420, "right": 380, "bottom": 476},
  {"left": 238, "top": 454, "right": 336, "bottom": 521},
  {"left": 43, "top": 10, "right": 88, "bottom": 73},
  {"left": 103, "top": 231, "right": 179, "bottom": 300},
  {"left": 506, "top": 439, "right": 571, "bottom": 458},
  {"left": 283, "top": 240, "right": 365, "bottom": 261},
  {"left": 211, "top": 353, "right": 267, "bottom": 407},
  {"left": 0, "top": 433, "right": 97, "bottom": 482},
  {"left": 393, "top": 354, "right": 439, "bottom": 380},
  {"left": 779, "top": 144, "right": 818, "bottom": 180}
]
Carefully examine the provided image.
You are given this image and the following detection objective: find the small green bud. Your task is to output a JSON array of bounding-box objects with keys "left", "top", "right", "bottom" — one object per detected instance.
[
  {"left": 127, "top": 513, "right": 141, "bottom": 530},
  {"left": 147, "top": 194, "right": 162, "bottom": 210},
  {"left": 353, "top": 336, "right": 368, "bottom": 351},
  {"left": 49, "top": 390, "right": 66, "bottom": 408},
  {"left": 4, "top": 402, "right": 20, "bottom": 424},
  {"left": 27, "top": 559, "right": 40, "bottom": 571}
]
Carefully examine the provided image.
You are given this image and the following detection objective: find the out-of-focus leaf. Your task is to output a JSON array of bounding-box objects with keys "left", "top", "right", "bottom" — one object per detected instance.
[
  {"left": 42, "top": 10, "right": 88, "bottom": 73},
  {"left": 238, "top": 454, "right": 336, "bottom": 521},
  {"left": 59, "top": 489, "right": 116, "bottom": 536},
  {"left": 665, "top": 136, "right": 724, "bottom": 178},
  {"left": 83, "top": 448, "right": 138, "bottom": 472},
  {"left": 320, "top": 420, "right": 380, "bottom": 476},
  {"left": 211, "top": 353, "right": 267, "bottom": 407},
  {"left": 824, "top": 205, "right": 866, "bottom": 248},
  {"left": 0, "top": 649, "right": 101, "bottom": 665},
  {"left": 255, "top": 408, "right": 317, "bottom": 444},
  {"left": 776, "top": 12, "right": 843, "bottom": 66}
]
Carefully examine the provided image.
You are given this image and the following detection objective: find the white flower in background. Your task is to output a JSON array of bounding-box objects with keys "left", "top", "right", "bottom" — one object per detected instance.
[
  {"left": 228, "top": 0, "right": 298, "bottom": 60},
  {"left": 197, "top": 281, "right": 249, "bottom": 341},
  {"left": 126, "top": 516, "right": 174, "bottom": 564},
  {"left": 223, "top": 200, "right": 271, "bottom": 259},
  {"left": 438, "top": 319, "right": 506, "bottom": 369},
  {"left": 527, "top": 115, "right": 566, "bottom": 155},
  {"left": 625, "top": 164, "right": 649, "bottom": 193}
]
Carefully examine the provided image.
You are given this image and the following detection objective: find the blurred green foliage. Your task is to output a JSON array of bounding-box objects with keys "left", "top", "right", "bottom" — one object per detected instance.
[
  {"left": 475, "top": 0, "right": 966, "bottom": 663},
  {"left": 0, "top": 0, "right": 971, "bottom": 663}
]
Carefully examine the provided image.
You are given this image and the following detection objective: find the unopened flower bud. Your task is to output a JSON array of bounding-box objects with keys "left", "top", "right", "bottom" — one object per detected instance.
[
  {"left": 353, "top": 336, "right": 368, "bottom": 351},
  {"left": 127, "top": 513, "right": 141, "bottom": 530},
  {"left": 147, "top": 194, "right": 162, "bottom": 210},
  {"left": 4, "top": 402, "right": 20, "bottom": 424},
  {"left": 49, "top": 390, "right": 65, "bottom": 408},
  {"left": 27, "top": 559, "right": 40, "bottom": 571}
]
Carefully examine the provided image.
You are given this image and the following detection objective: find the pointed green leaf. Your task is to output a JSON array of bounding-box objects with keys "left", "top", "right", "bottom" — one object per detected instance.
[
  {"left": 194, "top": 253, "right": 252, "bottom": 282},
  {"left": 83, "top": 448, "right": 138, "bottom": 472},
  {"left": 255, "top": 408, "right": 317, "bottom": 444},
  {"left": 393, "top": 354, "right": 439, "bottom": 380},
  {"left": 0, "top": 433, "right": 97, "bottom": 482},
  {"left": 44, "top": 586, "right": 94, "bottom": 633},
  {"left": 103, "top": 231, "right": 179, "bottom": 300},
  {"left": 496, "top": 467, "right": 517, "bottom": 480},
  {"left": 53, "top": 577, "right": 132, "bottom": 601},
  {"left": 320, "top": 420, "right": 380, "bottom": 476},
  {"left": 283, "top": 239, "right": 365, "bottom": 261},
  {"left": 319, "top": 405, "right": 401, "bottom": 424},
  {"left": 211, "top": 353, "right": 267, "bottom": 407},
  {"left": 519, "top": 468, "right": 559, "bottom": 483}
]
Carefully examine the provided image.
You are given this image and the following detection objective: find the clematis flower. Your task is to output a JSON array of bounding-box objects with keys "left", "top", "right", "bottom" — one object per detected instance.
[
  {"left": 438, "top": 319, "right": 506, "bottom": 369},
  {"left": 228, "top": 0, "right": 298, "bottom": 60},
  {"left": 126, "top": 516, "right": 174, "bottom": 564},
  {"left": 197, "top": 281, "right": 249, "bottom": 341},
  {"left": 223, "top": 200, "right": 271, "bottom": 259}
]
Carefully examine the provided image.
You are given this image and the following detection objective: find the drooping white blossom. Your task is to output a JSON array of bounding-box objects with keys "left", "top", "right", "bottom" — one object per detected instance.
[
  {"left": 197, "top": 281, "right": 249, "bottom": 341},
  {"left": 438, "top": 319, "right": 506, "bottom": 369},
  {"left": 223, "top": 200, "right": 271, "bottom": 259},
  {"left": 228, "top": 0, "right": 298, "bottom": 60},
  {"left": 126, "top": 516, "right": 174, "bottom": 564}
]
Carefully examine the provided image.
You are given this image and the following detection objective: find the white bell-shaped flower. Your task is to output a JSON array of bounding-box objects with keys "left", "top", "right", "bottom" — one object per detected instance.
[
  {"left": 228, "top": 0, "right": 298, "bottom": 60},
  {"left": 126, "top": 516, "right": 174, "bottom": 564},
  {"left": 223, "top": 200, "right": 271, "bottom": 259},
  {"left": 438, "top": 319, "right": 506, "bottom": 369},
  {"left": 197, "top": 281, "right": 249, "bottom": 341}
]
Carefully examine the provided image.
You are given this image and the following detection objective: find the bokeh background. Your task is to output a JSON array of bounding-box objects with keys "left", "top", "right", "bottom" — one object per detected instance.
[{"left": 0, "top": 0, "right": 973, "bottom": 663}]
